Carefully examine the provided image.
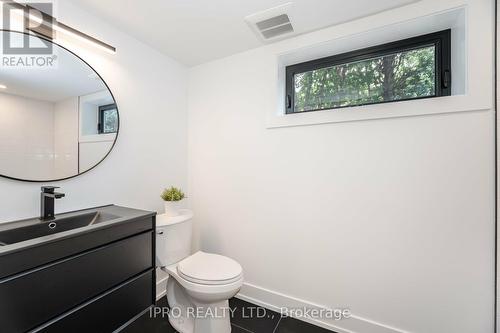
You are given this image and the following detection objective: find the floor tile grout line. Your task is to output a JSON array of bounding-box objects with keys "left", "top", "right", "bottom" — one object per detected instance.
[
  {"left": 231, "top": 323, "right": 256, "bottom": 333},
  {"left": 272, "top": 316, "right": 283, "bottom": 333}
]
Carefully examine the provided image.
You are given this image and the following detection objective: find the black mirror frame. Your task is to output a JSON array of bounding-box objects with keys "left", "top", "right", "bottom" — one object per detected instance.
[{"left": 0, "top": 29, "right": 120, "bottom": 183}]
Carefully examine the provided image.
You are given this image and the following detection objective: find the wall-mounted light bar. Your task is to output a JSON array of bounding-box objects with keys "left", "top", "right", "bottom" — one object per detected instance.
[
  {"left": 1, "top": 0, "right": 116, "bottom": 54},
  {"left": 51, "top": 20, "right": 116, "bottom": 54}
]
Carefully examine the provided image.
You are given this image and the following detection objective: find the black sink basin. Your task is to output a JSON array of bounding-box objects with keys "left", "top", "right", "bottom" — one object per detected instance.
[{"left": 0, "top": 212, "right": 119, "bottom": 245}]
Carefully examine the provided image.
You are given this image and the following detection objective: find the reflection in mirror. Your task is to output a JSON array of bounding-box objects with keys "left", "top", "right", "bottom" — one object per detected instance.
[{"left": 0, "top": 30, "right": 118, "bottom": 181}]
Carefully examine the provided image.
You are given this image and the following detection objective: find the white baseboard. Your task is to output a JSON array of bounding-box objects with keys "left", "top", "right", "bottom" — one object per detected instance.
[
  {"left": 156, "top": 289, "right": 167, "bottom": 301},
  {"left": 236, "top": 283, "right": 409, "bottom": 333},
  {"left": 156, "top": 275, "right": 168, "bottom": 301}
]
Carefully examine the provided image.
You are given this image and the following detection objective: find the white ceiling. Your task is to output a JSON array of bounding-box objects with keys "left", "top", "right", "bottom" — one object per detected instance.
[{"left": 68, "top": 0, "right": 418, "bottom": 67}]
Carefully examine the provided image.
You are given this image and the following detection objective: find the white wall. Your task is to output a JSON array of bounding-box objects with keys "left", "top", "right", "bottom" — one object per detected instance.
[
  {"left": 0, "top": 0, "right": 188, "bottom": 222},
  {"left": 54, "top": 97, "right": 79, "bottom": 178},
  {"left": 496, "top": 3, "right": 499, "bottom": 332},
  {"left": 0, "top": 92, "right": 55, "bottom": 180},
  {"left": 78, "top": 90, "right": 117, "bottom": 173},
  {"left": 80, "top": 99, "right": 99, "bottom": 136},
  {"left": 79, "top": 139, "right": 114, "bottom": 173},
  {"left": 188, "top": 1, "right": 495, "bottom": 333}
]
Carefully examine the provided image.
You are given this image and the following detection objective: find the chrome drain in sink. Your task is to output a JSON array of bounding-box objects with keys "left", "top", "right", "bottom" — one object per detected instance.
[{"left": 48, "top": 222, "right": 57, "bottom": 230}]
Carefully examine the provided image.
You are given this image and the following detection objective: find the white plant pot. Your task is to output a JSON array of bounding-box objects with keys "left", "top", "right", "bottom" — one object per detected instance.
[{"left": 164, "top": 200, "right": 183, "bottom": 217}]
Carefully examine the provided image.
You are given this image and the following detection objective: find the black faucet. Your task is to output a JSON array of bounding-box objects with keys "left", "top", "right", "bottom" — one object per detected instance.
[{"left": 40, "top": 186, "right": 65, "bottom": 220}]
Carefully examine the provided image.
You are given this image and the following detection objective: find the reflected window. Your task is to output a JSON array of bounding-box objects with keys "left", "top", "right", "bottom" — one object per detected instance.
[{"left": 98, "top": 104, "right": 118, "bottom": 134}]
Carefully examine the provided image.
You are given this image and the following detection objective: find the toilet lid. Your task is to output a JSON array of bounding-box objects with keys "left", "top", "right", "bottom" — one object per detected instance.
[{"left": 177, "top": 251, "right": 243, "bottom": 285}]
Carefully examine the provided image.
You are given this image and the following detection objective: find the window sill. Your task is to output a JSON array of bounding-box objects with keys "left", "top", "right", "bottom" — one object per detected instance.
[
  {"left": 79, "top": 133, "right": 116, "bottom": 143},
  {"left": 266, "top": 95, "right": 491, "bottom": 129}
]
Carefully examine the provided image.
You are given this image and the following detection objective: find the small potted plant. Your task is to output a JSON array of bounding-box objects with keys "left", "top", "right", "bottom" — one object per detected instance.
[{"left": 161, "top": 186, "right": 185, "bottom": 217}]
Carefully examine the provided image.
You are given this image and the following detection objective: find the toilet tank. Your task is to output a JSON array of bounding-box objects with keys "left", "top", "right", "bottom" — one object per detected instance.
[{"left": 156, "top": 209, "right": 194, "bottom": 267}]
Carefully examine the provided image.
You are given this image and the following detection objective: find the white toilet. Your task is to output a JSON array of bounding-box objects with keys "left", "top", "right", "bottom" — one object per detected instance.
[{"left": 156, "top": 210, "right": 243, "bottom": 333}]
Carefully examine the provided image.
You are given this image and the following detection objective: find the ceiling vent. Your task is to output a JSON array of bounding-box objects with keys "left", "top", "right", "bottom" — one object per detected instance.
[{"left": 245, "top": 3, "right": 295, "bottom": 42}]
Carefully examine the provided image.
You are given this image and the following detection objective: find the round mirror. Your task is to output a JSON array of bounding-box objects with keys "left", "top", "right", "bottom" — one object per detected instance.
[{"left": 0, "top": 30, "right": 118, "bottom": 182}]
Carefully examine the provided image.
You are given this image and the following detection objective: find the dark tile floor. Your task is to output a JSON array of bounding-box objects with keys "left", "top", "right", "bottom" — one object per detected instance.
[{"left": 122, "top": 297, "right": 334, "bottom": 333}]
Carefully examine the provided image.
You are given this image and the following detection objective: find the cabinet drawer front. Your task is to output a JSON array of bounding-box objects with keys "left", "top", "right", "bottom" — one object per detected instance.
[
  {"left": 0, "top": 232, "right": 153, "bottom": 333},
  {"left": 0, "top": 217, "right": 154, "bottom": 280},
  {"left": 37, "top": 271, "right": 154, "bottom": 333}
]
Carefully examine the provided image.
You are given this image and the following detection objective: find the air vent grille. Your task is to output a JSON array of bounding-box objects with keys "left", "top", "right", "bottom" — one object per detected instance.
[
  {"left": 256, "top": 14, "right": 290, "bottom": 31},
  {"left": 245, "top": 3, "right": 296, "bottom": 42},
  {"left": 255, "top": 14, "right": 294, "bottom": 40},
  {"left": 261, "top": 22, "right": 294, "bottom": 39}
]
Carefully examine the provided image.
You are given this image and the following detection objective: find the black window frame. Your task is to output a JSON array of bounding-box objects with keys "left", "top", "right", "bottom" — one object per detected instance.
[
  {"left": 98, "top": 103, "right": 118, "bottom": 134},
  {"left": 285, "top": 29, "right": 451, "bottom": 114}
]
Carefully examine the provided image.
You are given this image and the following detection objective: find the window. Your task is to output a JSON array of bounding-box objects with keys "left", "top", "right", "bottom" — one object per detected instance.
[
  {"left": 285, "top": 30, "right": 451, "bottom": 114},
  {"left": 98, "top": 103, "right": 118, "bottom": 134}
]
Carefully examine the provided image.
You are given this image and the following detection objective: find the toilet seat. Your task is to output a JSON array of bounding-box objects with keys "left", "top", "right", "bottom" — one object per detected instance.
[{"left": 177, "top": 251, "right": 243, "bottom": 285}]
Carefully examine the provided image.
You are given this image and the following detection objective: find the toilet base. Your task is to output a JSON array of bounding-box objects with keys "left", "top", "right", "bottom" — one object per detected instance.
[
  {"left": 166, "top": 277, "right": 233, "bottom": 333},
  {"left": 167, "top": 301, "right": 232, "bottom": 333}
]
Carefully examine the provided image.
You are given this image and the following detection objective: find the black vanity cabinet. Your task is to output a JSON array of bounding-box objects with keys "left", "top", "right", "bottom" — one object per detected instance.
[{"left": 0, "top": 206, "right": 156, "bottom": 333}]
